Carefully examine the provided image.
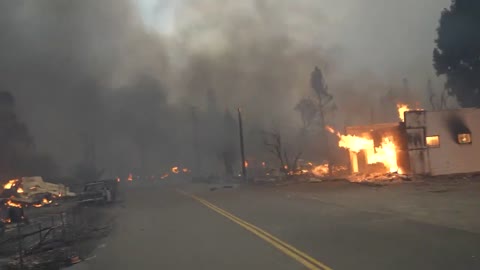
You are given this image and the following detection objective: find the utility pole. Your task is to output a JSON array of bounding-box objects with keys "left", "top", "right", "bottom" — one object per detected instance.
[
  {"left": 237, "top": 108, "right": 247, "bottom": 182},
  {"left": 191, "top": 107, "right": 201, "bottom": 176}
]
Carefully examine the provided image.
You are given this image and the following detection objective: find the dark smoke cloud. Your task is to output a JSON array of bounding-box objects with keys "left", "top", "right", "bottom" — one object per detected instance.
[{"left": 0, "top": 0, "right": 453, "bottom": 178}]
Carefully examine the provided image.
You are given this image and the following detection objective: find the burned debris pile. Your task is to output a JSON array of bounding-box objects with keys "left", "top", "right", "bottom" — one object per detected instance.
[
  {"left": 347, "top": 172, "right": 411, "bottom": 183},
  {"left": 0, "top": 177, "right": 119, "bottom": 269}
]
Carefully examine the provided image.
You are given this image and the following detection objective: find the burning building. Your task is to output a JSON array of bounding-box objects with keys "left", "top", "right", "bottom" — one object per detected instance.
[
  {"left": 334, "top": 106, "right": 480, "bottom": 176},
  {"left": 404, "top": 108, "right": 479, "bottom": 175}
]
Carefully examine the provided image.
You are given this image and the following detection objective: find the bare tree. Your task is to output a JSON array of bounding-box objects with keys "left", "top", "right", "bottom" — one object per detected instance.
[
  {"left": 310, "top": 66, "right": 335, "bottom": 174},
  {"left": 262, "top": 130, "right": 302, "bottom": 175}
]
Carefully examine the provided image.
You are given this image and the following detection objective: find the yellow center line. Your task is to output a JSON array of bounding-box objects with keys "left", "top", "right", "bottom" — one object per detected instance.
[{"left": 177, "top": 189, "right": 333, "bottom": 270}]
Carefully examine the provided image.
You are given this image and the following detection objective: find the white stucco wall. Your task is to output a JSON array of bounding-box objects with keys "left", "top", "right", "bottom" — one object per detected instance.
[{"left": 422, "top": 109, "right": 480, "bottom": 175}]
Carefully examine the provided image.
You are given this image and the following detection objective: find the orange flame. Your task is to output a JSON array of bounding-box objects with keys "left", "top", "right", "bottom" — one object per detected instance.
[
  {"left": 32, "top": 197, "right": 53, "bottom": 208},
  {"left": 6, "top": 200, "right": 22, "bottom": 208},
  {"left": 182, "top": 168, "right": 189, "bottom": 173},
  {"left": 160, "top": 173, "right": 169, "bottom": 179},
  {"left": 328, "top": 126, "right": 399, "bottom": 173},
  {"left": 312, "top": 164, "right": 329, "bottom": 177},
  {"left": 4, "top": 179, "right": 18, "bottom": 189},
  {"left": 397, "top": 103, "right": 409, "bottom": 122},
  {"left": 127, "top": 173, "right": 133, "bottom": 181},
  {"left": 325, "top": 125, "right": 335, "bottom": 134},
  {"left": 42, "top": 197, "right": 52, "bottom": 204},
  {"left": 16, "top": 187, "right": 24, "bottom": 193},
  {"left": 244, "top": 160, "right": 249, "bottom": 168},
  {"left": 397, "top": 103, "right": 424, "bottom": 122},
  {"left": 171, "top": 166, "right": 179, "bottom": 174}
]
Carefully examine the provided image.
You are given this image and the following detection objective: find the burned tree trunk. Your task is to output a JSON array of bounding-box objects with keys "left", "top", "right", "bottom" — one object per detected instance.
[{"left": 263, "top": 130, "right": 302, "bottom": 175}]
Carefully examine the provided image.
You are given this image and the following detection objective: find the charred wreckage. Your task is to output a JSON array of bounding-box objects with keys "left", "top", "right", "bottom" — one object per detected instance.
[{"left": 328, "top": 105, "right": 479, "bottom": 180}]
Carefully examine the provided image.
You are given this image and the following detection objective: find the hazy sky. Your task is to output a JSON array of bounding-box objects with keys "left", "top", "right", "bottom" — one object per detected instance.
[{"left": 137, "top": 0, "right": 451, "bottom": 89}]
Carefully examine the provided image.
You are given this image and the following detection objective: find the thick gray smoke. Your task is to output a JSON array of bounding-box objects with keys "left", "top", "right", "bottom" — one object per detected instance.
[
  {"left": 0, "top": 0, "right": 452, "bottom": 179},
  {"left": 0, "top": 0, "right": 173, "bottom": 178}
]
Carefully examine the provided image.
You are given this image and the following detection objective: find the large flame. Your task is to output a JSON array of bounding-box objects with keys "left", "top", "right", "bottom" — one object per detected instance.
[
  {"left": 338, "top": 134, "right": 374, "bottom": 153},
  {"left": 326, "top": 126, "right": 398, "bottom": 173}
]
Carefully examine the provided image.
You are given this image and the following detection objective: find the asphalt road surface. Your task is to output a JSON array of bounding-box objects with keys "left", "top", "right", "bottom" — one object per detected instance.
[{"left": 74, "top": 181, "right": 480, "bottom": 270}]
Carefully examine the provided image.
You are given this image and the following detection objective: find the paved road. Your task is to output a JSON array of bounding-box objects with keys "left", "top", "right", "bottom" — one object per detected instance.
[{"left": 75, "top": 182, "right": 480, "bottom": 270}]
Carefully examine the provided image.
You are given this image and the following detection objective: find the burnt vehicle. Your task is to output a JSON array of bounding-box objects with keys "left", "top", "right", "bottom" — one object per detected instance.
[{"left": 80, "top": 179, "right": 118, "bottom": 204}]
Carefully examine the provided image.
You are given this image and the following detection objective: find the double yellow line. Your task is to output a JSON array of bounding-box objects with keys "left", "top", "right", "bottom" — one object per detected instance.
[{"left": 177, "top": 190, "right": 332, "bottom": 270}]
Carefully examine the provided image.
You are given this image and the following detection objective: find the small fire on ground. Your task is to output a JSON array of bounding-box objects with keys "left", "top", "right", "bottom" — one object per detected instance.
[
  {"left": 32, "top": 198, "right": 53, "bottom": 208},
  {"left": 6, "top": 200, "right": 22, "bottom": 208},
  {"left": 3, "top": 179, "right": 18, "bottom": 189}
]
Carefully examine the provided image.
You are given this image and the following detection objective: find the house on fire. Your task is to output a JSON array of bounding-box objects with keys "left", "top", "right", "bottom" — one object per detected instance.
[{"left": 344, "top": 108, "right": 480, "bottom": 176}]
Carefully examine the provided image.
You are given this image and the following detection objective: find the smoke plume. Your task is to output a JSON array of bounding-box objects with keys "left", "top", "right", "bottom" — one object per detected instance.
[{"left": 0, "top": 0, "right": 452, "bottom": 178}]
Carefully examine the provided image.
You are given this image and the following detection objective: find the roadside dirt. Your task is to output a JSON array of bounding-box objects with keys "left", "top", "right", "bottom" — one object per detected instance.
[{"left": 269, "top": 176, "right": 480, "bottom": 234}]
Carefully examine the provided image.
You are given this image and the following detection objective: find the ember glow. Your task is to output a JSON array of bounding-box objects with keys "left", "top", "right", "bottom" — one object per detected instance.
[
  {"left": 171, "top": 166, "right": 179, "bottom": 174},
  {"left": 160, "top": 173, "right": 169, "bottom": 179},
  {"left": 32, "top": 197, "right": 52, "bottom": 208},
  {"left": 244, "top": 160, "right": 249, "bottom": 168},
  {"left": 182, "top": 168, "right": 189, "bottom": 173},
  {"left": 326, "top": 126, "right": 399, "bottom": 173},
  {"left": 127, "top": 173, "right": 133, "bottom": 181},
  {"left": 2, "top": 218, "right": 12, "bottom": 224},
  {"left": 6, "top": 200, "right": 22, "bottom": 208},
  {"left": 16, "top": 187, "right": 24, "bottom": 193},
  {"left": 42, "top": 197, "right": 52, "bottom": 205},
  {"left": 312, "top": 164, "right": 329, "bottom": 177}
]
